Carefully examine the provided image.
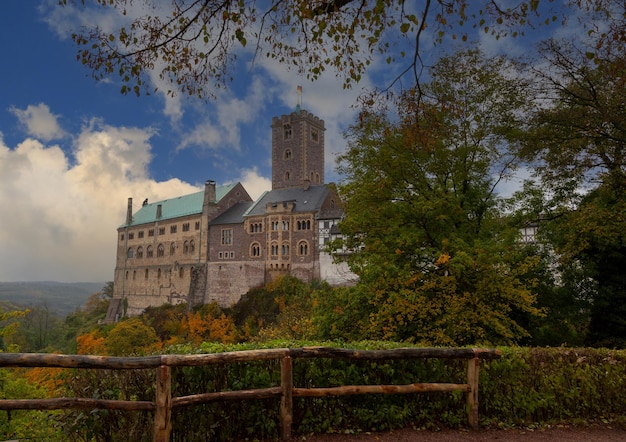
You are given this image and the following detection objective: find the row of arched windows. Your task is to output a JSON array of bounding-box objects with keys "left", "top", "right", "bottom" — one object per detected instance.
[
  {"left": 127, "top": 240, "right": 195, "bottom": 259},
  {"left": 251, "top": 240, "right": 309, "bottom": 258},
  {"left": 249, "top": 219, "right": 312, "bottom": 232},
  {"left": 249, "top": 222, "right": 263, "bottom": 233},
  {"left": 270, "top": 220, "right": 290, "bottom": 231},
  {"left": 125, "top": 266, "right": 186, "bottom": 281},
  {"left": 296, "top": 219, "right": 311, "bottom": 230}
]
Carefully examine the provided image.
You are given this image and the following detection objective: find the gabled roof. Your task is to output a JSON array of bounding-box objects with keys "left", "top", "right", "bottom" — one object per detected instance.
[
  {"left": 120, "top": 183, "right": 237, "bottom": 227},
  {"left": 209, "top": 201, "right": 255, "bottom": 225},
  {"left": 244, "top": 185, "right": 331, "bottom": 217}
]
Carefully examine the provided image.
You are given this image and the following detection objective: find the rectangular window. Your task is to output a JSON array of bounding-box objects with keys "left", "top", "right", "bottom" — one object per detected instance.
[
  {"left": 159, "top": 227, "right": 165, "bottom": 235},
  {"left": 148, "top": 229, "right": 155, "bottom": 237},
  {"left": 182, "top": 223, "right": 190, "bottom": 232},
  {"left": 170, "top": 225, "right": 177, "bottom": 234},
  {"left": 138, "top": 231, "right": 144, "bottom": 239},
  {"left": 120, "top": 234, "right": 124, "bottom": 241},
  {"left": 221, "top": 229, "right": 233, "bottom": 245},
  {"left": 128, "top": 233, "right": 134, "bottom": 240},
  {"left": 195, "top": 221, "right": 200, "bottom": 230}
]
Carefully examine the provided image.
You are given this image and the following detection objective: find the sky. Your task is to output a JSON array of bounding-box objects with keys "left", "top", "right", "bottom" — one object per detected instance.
[{"left": 0, "top": 1, "right": 581, "bottom": 283}]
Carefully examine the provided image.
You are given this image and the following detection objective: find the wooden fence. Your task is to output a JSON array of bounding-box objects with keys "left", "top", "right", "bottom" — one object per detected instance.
[{"left": 0, "top": 347, "right": 501, "bottom": 441}]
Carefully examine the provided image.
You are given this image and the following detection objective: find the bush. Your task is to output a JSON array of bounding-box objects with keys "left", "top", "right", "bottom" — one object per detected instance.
[{"left": 47, "top": 344, "right": 626, "bottom": 440}]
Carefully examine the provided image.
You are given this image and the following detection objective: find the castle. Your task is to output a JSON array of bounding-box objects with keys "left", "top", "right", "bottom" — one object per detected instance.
[{"left": 107, "top": 109, "right": 354, "bottom": 320}]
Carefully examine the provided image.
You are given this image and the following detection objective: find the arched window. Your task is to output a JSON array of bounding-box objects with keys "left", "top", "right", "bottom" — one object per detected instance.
[
  {"left": 127, "top": 248, "right": 134, "bottom": 259},
  {"left": 189, "top": 240, "right": 195, "bottom": 253},
  {"left": 170, "top": 242, "right": 176, "bottom": 256},
  {"left": 283, "top": 124, "right": 292, "bottom": 140},
  {"left": 271, "top": 242, "right": 279, "bottom": 256},
  {"left": 136, "top": 246, "right": 143, "bottom": 258},
  {"left": 282, "top": 243, "right": 290, "bottom": 256},
  {"left": 299, "top": 241, "right": 309, "bottom": 256},
  {"left": 157, "top": 243, "right": 165, "bottom": 257},
  {"left": 285, "top": 171, "right": 290, "bottom": 181},
  {"left": 157, "top": 268, "right": 161, "bottom": 280},
  {"left": 133, "top": 270, "right": 136, "bottom": 280},
  {"left": 125, "top": 271, "right": 129, "bottom": 280},
  {"left": 179, "top": 267, "right": 184, "bottom": 278},
  {"left": 145, "top": 269, "right": 149, "bottom": 280},
  {"left": 284, "top": 148, "right": 292, "bottom": 159},
  {"left": 183, "top": 241, "right": 189, "bottom": 254},
  {"left": 297, "top": 220, "right": 311, "bottom": 230},
  {"left": 146, "top": 245, "right": 154, "bottom": 258},
  {"left": 250, "top": 242, "right": 261, "bottom": 257}
]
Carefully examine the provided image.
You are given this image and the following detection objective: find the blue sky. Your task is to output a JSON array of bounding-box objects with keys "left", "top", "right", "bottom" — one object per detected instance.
[{"left": 0, "top": 1, "right": 580, "bottom": 282}]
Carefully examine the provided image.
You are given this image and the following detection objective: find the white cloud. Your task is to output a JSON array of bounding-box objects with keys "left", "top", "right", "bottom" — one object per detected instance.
[
  {"left": 0, "top": 116, "right": 198, "bottom": 282},
  {"left": 9, "top": 103, "right": 67, "bottom": 142},
  {"left": 176, "top": 75, "right": 270, "bottom": 152},
  {"left": 235, "top": 167, "right": 271, "bottom": 200}
]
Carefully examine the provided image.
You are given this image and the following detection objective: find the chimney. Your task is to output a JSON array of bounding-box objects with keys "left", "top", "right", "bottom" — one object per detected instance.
[
  {"left": 156, "top": 204, "right": 162, "bottom": 219},
  {"left": 204, "top": 180, "right": 216, "bottom": 206},
  {"left": 126, "top": 198, "right": 133, "bottom": 225}
]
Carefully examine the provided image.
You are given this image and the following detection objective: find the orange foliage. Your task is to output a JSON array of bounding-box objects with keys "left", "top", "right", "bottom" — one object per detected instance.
[
  {"left": 180, "top": 311, "right": 239, "bottom": 345},
  {"left": 22, "top": 367, "right": 67, "bottom": 396},
  {"left": 208, "top": 314, "right": 238, "bottom": 344},
  {"left": 76, "top": 330, "right": 107, "bottom": 355},
  {"left": 182, "top": 311, "right": 211, "bottom": 345}
]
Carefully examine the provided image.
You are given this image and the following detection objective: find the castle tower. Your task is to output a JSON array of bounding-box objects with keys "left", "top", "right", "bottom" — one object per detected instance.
[{"left": 271, "top": 108, "right": 325, "bottom": 190}]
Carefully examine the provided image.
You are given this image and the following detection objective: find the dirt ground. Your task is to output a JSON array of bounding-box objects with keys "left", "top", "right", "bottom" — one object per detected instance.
[{"left": 290, "top": 424, "right": 626, "bottom": 441}]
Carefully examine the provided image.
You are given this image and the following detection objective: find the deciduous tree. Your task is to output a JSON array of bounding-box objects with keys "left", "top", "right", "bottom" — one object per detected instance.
[
  {"left": 520, "top": 39, "right": 626, "bottom": 347},
  {"left": 329, "top": 49, "right": 541, "bottom": 345},
  {"left": 62, "top": 0, "right": 578, "bottom": 98},
  {"left": 105, "top": 317, "right": 161, "bottom": 355}
]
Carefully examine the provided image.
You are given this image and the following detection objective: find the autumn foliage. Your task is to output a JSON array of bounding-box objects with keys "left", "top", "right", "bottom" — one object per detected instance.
[{"left": 76, "top": 329, "right": 106, "bottom": 355}]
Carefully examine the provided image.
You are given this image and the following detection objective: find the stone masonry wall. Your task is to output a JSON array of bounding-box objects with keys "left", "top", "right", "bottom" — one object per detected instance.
[{"left": 114, "top": 213, "right": 205, "bottom": 314}]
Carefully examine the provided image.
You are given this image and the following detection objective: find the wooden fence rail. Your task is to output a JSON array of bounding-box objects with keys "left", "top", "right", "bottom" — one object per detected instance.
[{"left": 0, "top": 347, "right": 501, "bottom": 441}]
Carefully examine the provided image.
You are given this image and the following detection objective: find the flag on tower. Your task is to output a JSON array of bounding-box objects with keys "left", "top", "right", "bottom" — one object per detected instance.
[{"left": 296, "top": 85, "right": 302, "bottom": 113}]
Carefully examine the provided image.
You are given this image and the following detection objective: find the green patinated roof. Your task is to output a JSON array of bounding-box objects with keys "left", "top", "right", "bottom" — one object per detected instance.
[{"left": 120, "top": 183, "right": 236, "bottom": 227}]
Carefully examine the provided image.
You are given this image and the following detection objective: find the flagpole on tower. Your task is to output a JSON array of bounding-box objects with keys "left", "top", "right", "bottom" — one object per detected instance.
[{"left": 296, "top": 85, "right": 302, "bottom": 113}]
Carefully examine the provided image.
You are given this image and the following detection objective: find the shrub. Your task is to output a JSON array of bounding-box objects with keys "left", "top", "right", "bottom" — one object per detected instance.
[{"left": 46, "top": 344, "right": 626, "bottom": 440}]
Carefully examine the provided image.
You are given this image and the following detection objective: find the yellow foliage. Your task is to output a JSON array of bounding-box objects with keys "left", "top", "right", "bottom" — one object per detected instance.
[{"left": 435, "top": 253, "right": 450, "bottom": 266}]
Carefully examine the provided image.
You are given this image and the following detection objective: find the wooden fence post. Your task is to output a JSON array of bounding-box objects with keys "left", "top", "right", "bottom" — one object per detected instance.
[
  {"left": 154, "top": 365, "right": 172, "bottom": 442},
  {"left": 280, "top": 356, "right": 293, "bottom": 441},
  {"left": 466, "top": 352, "right": 480, "bottom": 429}
]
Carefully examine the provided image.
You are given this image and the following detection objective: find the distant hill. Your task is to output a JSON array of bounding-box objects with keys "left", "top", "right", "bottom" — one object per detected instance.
[{"left": 0, "top": 281, "right": 105, "bottom": 317}]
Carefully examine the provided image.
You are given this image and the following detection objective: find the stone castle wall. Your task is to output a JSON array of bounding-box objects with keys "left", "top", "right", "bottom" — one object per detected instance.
[{"left": 114, "top": 212, "right": 205, "bottom": 314}]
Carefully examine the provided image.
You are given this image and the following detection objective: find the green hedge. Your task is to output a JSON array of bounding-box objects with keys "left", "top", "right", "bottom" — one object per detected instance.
[
  {"left": 481, "top": 347, "right": 626, "bottom": 426},
  {"left": 54, "top": 343, "right": 626, "bottom": 441}
]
